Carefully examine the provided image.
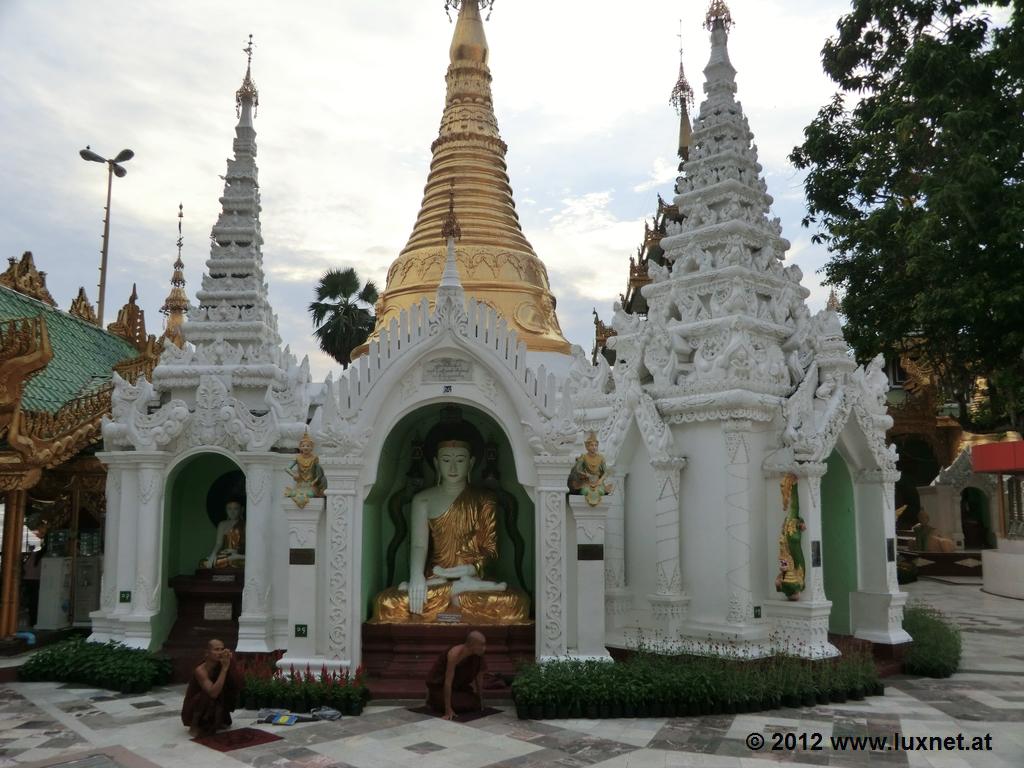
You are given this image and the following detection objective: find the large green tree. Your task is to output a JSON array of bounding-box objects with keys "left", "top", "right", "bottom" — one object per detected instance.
[
  {"left": 309, "top": 268, "right": 379, "bottom": 369},
  {"left": 791, "top": 0, "right": 1024, "bottom": 429}
]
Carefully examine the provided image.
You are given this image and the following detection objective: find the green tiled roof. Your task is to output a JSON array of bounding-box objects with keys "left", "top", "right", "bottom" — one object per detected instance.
[{"left": 0, "top": 285, "right": 138, "bottom": 414}]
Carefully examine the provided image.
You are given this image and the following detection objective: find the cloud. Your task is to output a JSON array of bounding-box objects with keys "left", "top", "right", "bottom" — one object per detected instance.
[{"left": 1, "top": 0, "right": 856, "bottom": 379}]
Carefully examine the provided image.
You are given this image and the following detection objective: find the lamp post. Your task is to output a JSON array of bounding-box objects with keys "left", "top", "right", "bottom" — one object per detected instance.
[{"left": 79, "top": 145, "right": 133, "bottom": 326}]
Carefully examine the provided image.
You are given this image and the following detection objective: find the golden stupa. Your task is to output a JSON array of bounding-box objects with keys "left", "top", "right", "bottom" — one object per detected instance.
[{"left": 359, "top": 0, "right": 570, "bottom": 356}]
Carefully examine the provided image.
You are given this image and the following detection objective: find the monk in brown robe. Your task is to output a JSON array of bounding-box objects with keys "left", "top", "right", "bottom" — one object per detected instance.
[
  {"left": 181, "top": 639, "right": 243, "bottom": 737},
  {"left": 425, "top": 631, "right": 487, "bottom": 720}
]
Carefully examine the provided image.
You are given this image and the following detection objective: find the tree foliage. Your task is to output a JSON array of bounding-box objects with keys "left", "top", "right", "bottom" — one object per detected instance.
[
  {"left": 791, "top": 0, "right": 1024, "bottom": 428},
  {"left": 309, "top": 268, "right": 379, "bottom": 369}
]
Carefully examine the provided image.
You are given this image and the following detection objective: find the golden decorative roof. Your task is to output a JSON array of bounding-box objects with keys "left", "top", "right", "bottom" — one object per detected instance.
[
  {"left": 69, "top": 288, "right": 98, "bottom": 325},
  {"left": 0, "top": 252, "right": 56, "bottom": 307},
  {"left": 107, "top": 284, "right": 149, "bottom": 352},
  {"left": 363, "top": 0, "right": 569, "bottom": 355}
]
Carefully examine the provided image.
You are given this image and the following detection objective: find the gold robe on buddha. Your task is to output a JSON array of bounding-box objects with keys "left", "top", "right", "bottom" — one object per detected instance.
[
  {"left": 372, "top": 487, "right": 530, "bottom": 624},
  {"left": 210, "top": 523, "right": 245, "bottom": 569}
]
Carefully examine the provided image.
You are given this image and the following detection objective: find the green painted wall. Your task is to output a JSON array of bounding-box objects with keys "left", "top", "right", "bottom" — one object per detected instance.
[
  {"left": 821, "top": 450, "right": 857, "bottom": 635},
  {"left": 151, "top": 453, "right": 242, "bottom": 650},
  {"left": 360, "top": 403, "right": 535, "bottom": 621}
]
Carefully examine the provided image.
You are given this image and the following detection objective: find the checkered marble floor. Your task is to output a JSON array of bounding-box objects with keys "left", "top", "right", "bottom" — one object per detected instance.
[{"left": 2, "top": 580, "right": 1022, "bottom": 768}]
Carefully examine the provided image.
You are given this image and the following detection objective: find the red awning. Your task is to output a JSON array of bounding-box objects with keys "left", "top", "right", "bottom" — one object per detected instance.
[{"left": 972, "top": 441, "right": 1024, "bottom": 475}]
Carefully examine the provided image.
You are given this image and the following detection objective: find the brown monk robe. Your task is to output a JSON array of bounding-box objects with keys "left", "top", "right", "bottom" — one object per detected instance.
[
  {"left": 181, "top": 639, "right": 243, "bottom": 737},
  {"left": 425, "top": 631, "right": 487, "bottom": 720}
]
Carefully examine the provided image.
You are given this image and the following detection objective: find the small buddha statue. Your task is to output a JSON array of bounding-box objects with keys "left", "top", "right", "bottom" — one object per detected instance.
[
  {"left": 775, "top": 474, "right": 806, "bottom": 600},
  {"left": 568, "top": 431, "right": 613, "bottom": 506},
  {"left": 202, "top": 500, "right": 245, "bottom": 570},
  {"left": 285, "top": 432, "right": 327, "bottom": 508},
  {"left": 912, "top": 510, "right": 956, "bottom": 553},
  {"left": 372, "top": 426, "right": 530, "bottom": 624}
]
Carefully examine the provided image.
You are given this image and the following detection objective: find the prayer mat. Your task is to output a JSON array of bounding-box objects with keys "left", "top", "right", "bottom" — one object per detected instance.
[
  {"left": 192, "top": 726, "right": 283, "bottom": 752},
  {"left": 408, "top": 705, "right": 503, "bottom": 723}
]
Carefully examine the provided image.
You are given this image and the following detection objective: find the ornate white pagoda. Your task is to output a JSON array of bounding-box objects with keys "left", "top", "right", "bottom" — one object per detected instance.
[{"left": 92, "top": 1, "right": 909, "bottom": 670}]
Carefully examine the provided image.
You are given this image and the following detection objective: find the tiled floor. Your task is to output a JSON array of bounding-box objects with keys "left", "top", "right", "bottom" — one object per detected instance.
[{"left": 2, "top": 579, "right": 1022, "bottom": 767}]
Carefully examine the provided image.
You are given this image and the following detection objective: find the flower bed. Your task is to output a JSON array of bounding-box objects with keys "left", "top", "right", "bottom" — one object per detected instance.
[
  {"left": 510, "top": 649, "right": 882, "bottom": 719},
  {"left": 237, "top": 653, "right": 370, "bottom": 716},
  {"left": 18, "top": 637, "right": 173, "bottom": 694}
]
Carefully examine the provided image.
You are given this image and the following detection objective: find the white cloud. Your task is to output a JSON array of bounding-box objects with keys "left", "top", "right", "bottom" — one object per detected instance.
[{"left": 0, "top": 0, "right": 857, "bottom": 378}]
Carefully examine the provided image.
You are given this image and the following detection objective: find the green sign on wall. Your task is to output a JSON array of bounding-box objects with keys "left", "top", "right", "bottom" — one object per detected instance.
[
  {"left": 295, "top": 624, "right": 308, "bottom": 638},
  {"left": 118, "top": 591, "right": 132, "bottom": 603}
]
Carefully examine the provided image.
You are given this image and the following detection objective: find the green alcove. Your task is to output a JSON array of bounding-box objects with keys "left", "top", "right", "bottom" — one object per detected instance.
[
  {"left": 151, "top": 452, "right": 244, "bottom": 649},
  {"left": 360, "top": 403, "right": 535, "bottom": 621},
  {"left": 821, "top": 450, "right": 857, "bottom": 635}
]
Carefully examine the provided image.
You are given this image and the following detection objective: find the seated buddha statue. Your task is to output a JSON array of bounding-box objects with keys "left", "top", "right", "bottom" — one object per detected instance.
[
  {"left": 202, "top": 500, "right": 246, "bottom": 569},
  {"left": 372, "top": 432, "right": 529, "bottom": 624}
]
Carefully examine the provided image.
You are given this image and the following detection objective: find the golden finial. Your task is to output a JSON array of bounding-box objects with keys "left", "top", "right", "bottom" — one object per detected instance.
[
  {"left": 445, "top": 0, "right": 495, "bottom": 22},
  {"left": 235, "top": 33, "right": 259, "bottom": 117},
  {"left": 705, "top": 0, "right": 734, "bottom": 31},
  {"left": 441, "top": 182, "right": 462, "bottom": 241},
  {"left": 670, "top": 20, "right": 694, "bottom": 115},
  {"left": 826, "top": 288, "right": 841, "bottom": 312}
]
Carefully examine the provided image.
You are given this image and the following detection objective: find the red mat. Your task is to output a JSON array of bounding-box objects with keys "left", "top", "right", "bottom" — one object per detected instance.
[
  {"left": 408, "top": 705, "right": 502, "bottom": 723},
  {"left": 192, "top": 726, "right": 283, "bottom": 752}
]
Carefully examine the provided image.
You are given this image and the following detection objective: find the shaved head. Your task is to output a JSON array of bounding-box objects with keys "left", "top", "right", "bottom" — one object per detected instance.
[{"left": 465, "top": 630, "right": 486, "bottom": 655}]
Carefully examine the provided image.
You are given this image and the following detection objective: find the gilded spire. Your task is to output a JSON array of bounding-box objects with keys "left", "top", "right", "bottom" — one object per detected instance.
[
  {"left": 235, "top": 34, "right": 259, "bottom": 119},
  {"left": 361, "top": 0, "right": 570, "bottom": 356},
  {"left": 441, "top": 183, "right": 462, "bottom": 241},
  {"left": 161, "top": 203, "right": 190, "bottom": 348},
  {"left": 670, "top": 21, "right": 694, "bottom": 162},
  {"left": 826, "top": 288, "right": 841, "bottom": 312},
  {"left": 69, "top": 287, "right": 98, "bottom": 325}
]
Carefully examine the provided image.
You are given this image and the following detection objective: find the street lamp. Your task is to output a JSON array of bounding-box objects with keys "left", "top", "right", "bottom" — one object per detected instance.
[{"left": 79, "top": 145, "right": 134, "bottom": 326}]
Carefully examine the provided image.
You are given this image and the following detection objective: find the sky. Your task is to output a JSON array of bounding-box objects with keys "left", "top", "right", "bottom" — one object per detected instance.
[{"left": 0, "top": 0, "right": 856, "bottom": 380}]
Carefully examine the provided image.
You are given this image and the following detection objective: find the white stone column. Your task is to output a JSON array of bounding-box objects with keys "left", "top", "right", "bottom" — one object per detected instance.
[
  {"left": 851, "top": 470, "right": 912, "bottom": 645},
  {"left": 123, "top": 453, "right": 167, "bottom": 650},
  {"left": 89, "top": 462, "right": 122, "bottom": 642},
  {"left": 536, "top": 459, "right": 573, "bottom": 661},
  {"left": 765, "top": 464, "right": 838, "bottom": 659},
  {"left": 647, "top": 458, "right": 690, "bottom": 637},
  {"left": 322, "top": 468, "right": 360, "bottom": 670},
  {"left": 723, "top": 421, "right": 753, "bottom": 626},
  {"left": 603, "top": 472, "right": 631, "bottom": 627},
  {"left": 568, "top": 495, "right": 611, "bottom": 659},
  {"left": 237, "top": 453, "right": 278, "bottom": 652},
  {"left": 275, "top": 497, "right": 346, "bottom": 672}
]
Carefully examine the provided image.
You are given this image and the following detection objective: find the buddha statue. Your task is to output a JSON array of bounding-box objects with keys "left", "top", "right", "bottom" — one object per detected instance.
[
  {"left": 202, "top": 500, "right": 245, "bottom": 570},
  {"left": 372, "top": 425, "right": 529, "bottom": 624},
  {"left": 285, "top": 432, "right": 327, "bottom": 509},
  {"left": 568, "top": 432, "right": 613, "bottom": 506},
  {"left": 912, "top": 510, "right": 956, "bottom": 553}
]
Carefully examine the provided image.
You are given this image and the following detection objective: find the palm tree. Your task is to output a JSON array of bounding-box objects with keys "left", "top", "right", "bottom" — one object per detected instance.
[{"left": 309, "top": 268, "right": 379, "bottom": 368}]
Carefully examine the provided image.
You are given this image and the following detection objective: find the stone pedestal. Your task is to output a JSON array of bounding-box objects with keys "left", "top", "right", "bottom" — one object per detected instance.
[
  {"left": 568, "top": 495, "right": 611, "bottom": 660},
  {"left": 277, "top": 498, "right": 342, "bottom": 673},
  {"left": 764, "top": 599, "right": 838, "bottom": 659},
  {"left": 163, "top": 569, "right": 243, "bottom": 682}
]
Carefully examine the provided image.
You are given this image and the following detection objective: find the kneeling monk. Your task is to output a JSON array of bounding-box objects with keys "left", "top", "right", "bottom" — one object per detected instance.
[
  {"left": 426, "top": 631, "right": 487, "bottom": 720},
  {"left": 181, "top": 639, "right": 243, "bottom": 737}
]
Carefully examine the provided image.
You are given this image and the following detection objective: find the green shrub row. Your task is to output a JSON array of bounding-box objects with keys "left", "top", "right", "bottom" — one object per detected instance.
[
  {"left": 511, "top": 649, "right": 881, "bottom": 720},
  {"left": 18, "top": 637, "right": 172, "bottom": 694},
  {"left": 237, "top": 655, "right": 370, "bottom": 716},
  {"left": 902, "top": 603, "right": 961, "bottom": 678}
]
